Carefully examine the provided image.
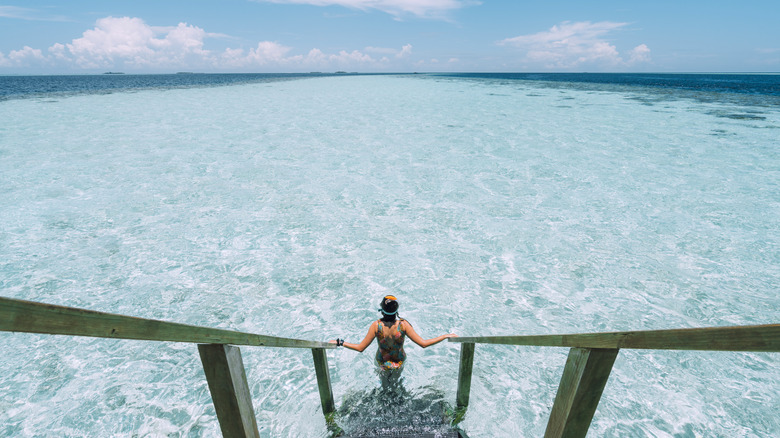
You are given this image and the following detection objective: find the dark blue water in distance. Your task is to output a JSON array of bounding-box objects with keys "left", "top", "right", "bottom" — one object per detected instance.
[
  {"left": 435, "top": 73, "right": 780, "bottom": 96},
  {"left": 2, "top": 73, "right": 779, "bottom": 102},
  {"left": 0, "top": 73, "right": 341, "bottom": 101}
]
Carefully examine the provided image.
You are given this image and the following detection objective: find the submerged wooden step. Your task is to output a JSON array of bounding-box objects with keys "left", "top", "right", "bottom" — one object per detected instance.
[{"left": 343, "top": 430, "right": 464, "bottom": 438}]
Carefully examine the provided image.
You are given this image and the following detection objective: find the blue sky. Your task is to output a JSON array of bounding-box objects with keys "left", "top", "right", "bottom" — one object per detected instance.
[{"left": 1, "top": 0, "right": 778, "bottom": 73}]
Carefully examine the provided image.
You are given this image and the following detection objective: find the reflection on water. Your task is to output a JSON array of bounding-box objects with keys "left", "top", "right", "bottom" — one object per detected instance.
[{"left": 332, "top": 375, "right": 459, "bottom": 437}]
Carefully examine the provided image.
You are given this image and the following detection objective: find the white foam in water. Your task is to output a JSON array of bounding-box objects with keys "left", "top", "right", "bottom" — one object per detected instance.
[{"left": 1, "top": 75, "right": 778, "bottom": 437}]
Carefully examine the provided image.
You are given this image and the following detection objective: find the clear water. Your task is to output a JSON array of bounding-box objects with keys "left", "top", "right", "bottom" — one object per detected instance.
[{"left": 0, "top": 74, "right": 778, "bottom": 437}]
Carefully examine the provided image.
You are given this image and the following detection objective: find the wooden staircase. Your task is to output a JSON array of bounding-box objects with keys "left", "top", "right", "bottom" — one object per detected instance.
[{"left": 2, "top": 296, "right": 778, "bottom": 438}]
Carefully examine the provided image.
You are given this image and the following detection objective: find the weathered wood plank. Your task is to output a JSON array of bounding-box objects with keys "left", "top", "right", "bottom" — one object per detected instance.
[
  {"left": 199, "top": 344, "right": 260, "bottom": 438},
  {"left": 545, "top": 348, "right": 619, "bottom": 438},
  {"left": 456, "top": 343, "right": 475, "bottom": 409},
  {"left": 0, "top": 297, "right": 334, "bottom": 349},
  {"left": 450, "top": 324, "right": 780, "bottom": 352},
  {"left": 312, "top": 348, "right": 336, "bottom": 416}
]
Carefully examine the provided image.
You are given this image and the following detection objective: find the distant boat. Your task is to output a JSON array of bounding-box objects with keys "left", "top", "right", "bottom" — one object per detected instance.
[{"left": 102, "top": 72, "right": 125, "bottom": 75}]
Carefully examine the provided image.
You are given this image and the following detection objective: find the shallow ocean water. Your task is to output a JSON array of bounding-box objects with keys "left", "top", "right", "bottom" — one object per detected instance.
[{"left": 0, "top": 74, "right": 778, "bottom": 437}]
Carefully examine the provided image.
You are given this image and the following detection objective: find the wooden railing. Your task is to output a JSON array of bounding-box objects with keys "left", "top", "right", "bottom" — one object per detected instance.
[
  {"left": 450, "top": 324, "right": 780, "bottom": 438},
  {"left": 4, "top": 296, "right": 778, "bottom": 438},
  {"left": 0, "top": 296, "right": 336, "bottom": 438}
]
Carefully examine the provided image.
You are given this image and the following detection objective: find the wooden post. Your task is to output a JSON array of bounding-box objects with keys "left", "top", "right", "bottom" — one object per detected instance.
[
  {"left": 311, "top": 348, "right": 335, "bottom": 416},
  {"left": 456, "top": 342, "right": 475, "bottom": 409},
  {"left": 544, "top": 348, "right": 619, "bottom": 438},
  {"left": 198, "top": 344, "right": 260, "bottom": 438}
]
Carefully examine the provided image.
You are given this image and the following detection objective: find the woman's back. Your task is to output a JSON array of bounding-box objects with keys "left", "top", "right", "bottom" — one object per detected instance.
[{"left": 375, "top": 319, "right": 406, "bottom": 370}]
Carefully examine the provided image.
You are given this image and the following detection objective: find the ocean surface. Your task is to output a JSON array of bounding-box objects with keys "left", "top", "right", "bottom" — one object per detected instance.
[{"left": 0, "top": 73, "right": 778, "bottom": 437}]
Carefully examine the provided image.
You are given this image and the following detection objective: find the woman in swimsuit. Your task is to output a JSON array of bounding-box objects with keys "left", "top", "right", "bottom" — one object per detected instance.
[{"left": 332, "top": 295, "right": 457, "bottom": 372}]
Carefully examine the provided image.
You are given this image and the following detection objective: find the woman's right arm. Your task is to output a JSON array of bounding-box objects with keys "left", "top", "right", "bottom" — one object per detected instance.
[{"left": 338, "top": 321, "right": 377, "bottom": 352}]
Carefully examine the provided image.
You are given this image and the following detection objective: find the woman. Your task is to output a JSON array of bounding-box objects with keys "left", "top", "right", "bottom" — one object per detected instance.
[{"left": 332, "top": 295, "right": 457, "bottom": 372}]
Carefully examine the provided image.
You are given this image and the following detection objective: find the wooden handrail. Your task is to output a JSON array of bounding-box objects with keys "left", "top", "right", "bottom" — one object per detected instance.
[
  {"left": 450, "top": 323, "right": 779, "bottom": 438},
  {"left": 449, "top": 323, "right": 780, "bottom": 352},
  {"left": 0, "top": 296, "right": 334, "bottom": 349},
  {"left": 7, "top": 295, "right": 776, "bottom": 438},
  {"left": 1, "top": 296, "right": 336, "bottom": 437}
]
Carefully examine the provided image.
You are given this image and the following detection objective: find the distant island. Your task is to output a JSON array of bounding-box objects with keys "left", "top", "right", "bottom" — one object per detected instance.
[{"left": 102, "top": 72, "right": 125, "bottom": 75}]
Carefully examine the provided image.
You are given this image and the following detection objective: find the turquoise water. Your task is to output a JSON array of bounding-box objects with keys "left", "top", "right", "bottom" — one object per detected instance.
[{"left": 0, "top": 75, "right": 778, "bottom": 437}]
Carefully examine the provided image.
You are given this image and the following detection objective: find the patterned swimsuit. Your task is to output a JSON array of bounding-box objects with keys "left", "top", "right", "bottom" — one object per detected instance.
[{"left": 375, "top": 319, "right": 406, "bottom": 371}]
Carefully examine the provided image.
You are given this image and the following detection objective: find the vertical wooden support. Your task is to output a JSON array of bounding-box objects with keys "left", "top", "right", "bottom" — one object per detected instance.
[
  {"left": 198, "top": 344, "right": 260, "bottom": 438},
  {"left": 544, "top": 348, "right": 619, "bottom": 438},
  {"left": 311, "top": 348, "right": 335, "bottom": 416},
  {"left": 456, "top": 342, "right": 476, "bottom": 409}
]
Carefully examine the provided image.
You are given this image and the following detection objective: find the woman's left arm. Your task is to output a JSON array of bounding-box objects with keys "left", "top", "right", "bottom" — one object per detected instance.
[{"left": 402, "top": 321, "right": 457, "bottom": 348}]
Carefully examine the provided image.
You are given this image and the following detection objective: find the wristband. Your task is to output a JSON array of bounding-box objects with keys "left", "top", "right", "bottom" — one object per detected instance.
[{"left": 336, "top": 338, "right": 344, "bottom": 347}]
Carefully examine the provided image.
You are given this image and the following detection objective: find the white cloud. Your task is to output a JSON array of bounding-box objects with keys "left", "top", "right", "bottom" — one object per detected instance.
[
  {"left": 0, "top": 46, "right": 46, "bottom": 67},
  {"left": 499, "top": 21, "right": 650, "bottom": 69},
  {"left": 1, "top": 16, "right": 415, "bottom": 72},
  {"left": 0, "top": 46, "right": 47, "bottom": 67},
  {"left": 48, "top": 43, "right": 69, "bottom": 61},
  {"left": 219, "top": 41, "right": 295, "bottom": 67},
  {"left": 303, "top": 48, "right": 328, "bottom": 65},
  {"left": 253, "top": 0, "right": 477, "bottom": 18},
  {"left": 9, "top": 46, "right": 45, "bottom": 62},
  {"left": 251, "top": 41, "right": 293, "bottom": 62},
  {"left": 628, "top": 44, "right": 651, "bottom": 64},
  {"left": 161, "top": 23, "right": 209, "bottom": 53},
  {"left": 62, "top": 16, "right": 296, "bottom": 69},
  {"left": 396, "top": 44, "right": 412, "bottom": 58},
  {"left": 327, "top": 49, "right": 375, "bottom": 65},
  {"left": 222, "top": 44, "right": 410, "bottom": 70},
  {"left": 65, "top": 17, "right": 213, "bottom": 68}
]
